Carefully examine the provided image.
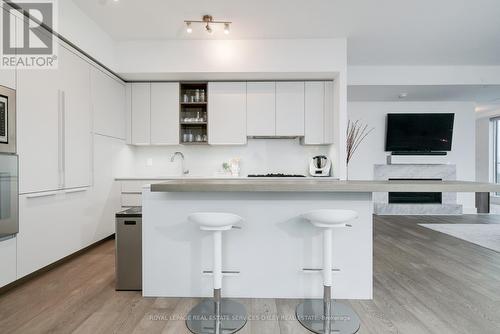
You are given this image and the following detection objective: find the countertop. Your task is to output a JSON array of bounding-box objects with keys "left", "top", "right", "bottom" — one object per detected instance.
[{"left": 150, "top": 179, "right": 500, "bottom": 193}]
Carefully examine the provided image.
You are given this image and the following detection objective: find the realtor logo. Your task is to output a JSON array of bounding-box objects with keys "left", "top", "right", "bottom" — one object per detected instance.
[{"left": 1, "top": 0, "right": 58, "bottom": 69}]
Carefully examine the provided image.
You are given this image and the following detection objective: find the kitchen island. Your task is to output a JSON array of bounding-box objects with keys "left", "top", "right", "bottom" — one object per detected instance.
[{"left": 142, "top": 179, "right": 500, "bottom": 300}]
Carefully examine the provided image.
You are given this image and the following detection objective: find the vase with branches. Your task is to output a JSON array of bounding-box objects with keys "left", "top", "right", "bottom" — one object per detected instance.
[{"left": 346, "top": 120, "right": 374, "bottom": 179}]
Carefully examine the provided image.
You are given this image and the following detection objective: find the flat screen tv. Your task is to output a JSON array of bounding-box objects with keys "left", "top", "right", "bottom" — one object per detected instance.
[{"left": 385, "top": 113, "right": 455, "bottom": 153}]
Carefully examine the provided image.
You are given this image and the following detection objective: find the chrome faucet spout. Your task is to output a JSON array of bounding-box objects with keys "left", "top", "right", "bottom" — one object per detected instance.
[{"left": 170, "top": 152, "right": 189, "bottom": 175}]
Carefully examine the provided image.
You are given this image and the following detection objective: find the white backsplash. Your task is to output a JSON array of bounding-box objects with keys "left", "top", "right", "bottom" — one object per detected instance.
[{"left": 128, "top": 139, "right": 330, "bottom": 177}]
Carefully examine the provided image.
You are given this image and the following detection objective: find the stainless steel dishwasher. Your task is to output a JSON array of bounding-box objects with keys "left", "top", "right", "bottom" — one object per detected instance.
[{"left": 115, "top": 207, "right": 142, "bottom": 291}]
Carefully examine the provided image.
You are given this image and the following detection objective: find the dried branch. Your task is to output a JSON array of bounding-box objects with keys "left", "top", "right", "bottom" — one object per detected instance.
[{"left": 346, "top": 120, "right": 374, "bottom": 164}]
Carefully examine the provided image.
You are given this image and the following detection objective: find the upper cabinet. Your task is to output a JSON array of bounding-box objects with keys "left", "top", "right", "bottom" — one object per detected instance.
[
  {"left": 247, "top": 82, "right": 276, "bottom": 137},
  {"left": 208, "top": 82, "right": 247, "bottom": 145},
  {"left": 151, "top": 83, "right": 179, "bottom": 145},
  {"left": 276, "top": 82, "right": 305, "bottom": 136},
  {"left": 303, "top": 81, "right": 334, "bottom": 145},
  {"left": 0, "top": 8, "right": 16, "bottom": 89},
  {"left": 59, "top": 47, "right": 91, "bottom": 189},
  {"left": 17, "top": 43, "right": 91, "bottom": 193},
  {"left": 131, "top": 83, "right": 151, "bottom": 145},
  {"left": 91, "top": 67, "right": 126, "bottom": 140},
  {"left": 124, "top": 80, "right": 333, "bottom": 146},
  {"left": 130, "top": 83, "right": 179, "bottom": 145}
]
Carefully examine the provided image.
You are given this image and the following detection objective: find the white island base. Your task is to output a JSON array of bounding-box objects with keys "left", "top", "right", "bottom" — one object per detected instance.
[{"left": 143, "top": 188, "right": 373, "bottom": 300}]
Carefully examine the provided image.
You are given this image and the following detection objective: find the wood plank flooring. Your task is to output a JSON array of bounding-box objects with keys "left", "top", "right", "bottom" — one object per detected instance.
[{"left": 1, "top": 215, "right": 500, "bottom": 334}]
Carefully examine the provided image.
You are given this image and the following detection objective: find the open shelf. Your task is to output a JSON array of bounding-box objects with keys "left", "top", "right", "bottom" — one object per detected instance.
[
  {"left": 180, "top": 82, "right": 208, "bottom": 144},
  {"left": 180, "top": 122, "right": 207, "bottom": 125},
  {"left": 180, "top": 102, "right": 207, "bottom": 106}
]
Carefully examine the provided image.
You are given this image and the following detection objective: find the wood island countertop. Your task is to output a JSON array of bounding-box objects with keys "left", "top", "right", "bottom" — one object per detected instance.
[{"left": 149, "top": 178, "right": 500, "bottom": 193}]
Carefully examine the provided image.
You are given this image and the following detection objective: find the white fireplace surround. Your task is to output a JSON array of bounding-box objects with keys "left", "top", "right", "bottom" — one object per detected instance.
[{"left": 373, "top": 164, "right": 463, "bottom": 215}]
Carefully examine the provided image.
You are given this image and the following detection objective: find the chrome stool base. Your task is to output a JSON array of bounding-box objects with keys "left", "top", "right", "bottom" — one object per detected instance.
[
  {"left": 296, "top": 300, "right": 361, "bottom": 334},
  {"left": 186, "top": 299, "right": 247, "bottom": 334}
]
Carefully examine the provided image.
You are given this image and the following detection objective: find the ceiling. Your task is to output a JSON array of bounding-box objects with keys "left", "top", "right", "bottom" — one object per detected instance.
[{"left": 72, "top": 0, "right": 500, "bottom": 65}]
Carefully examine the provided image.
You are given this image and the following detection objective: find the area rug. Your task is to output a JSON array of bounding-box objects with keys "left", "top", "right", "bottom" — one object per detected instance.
[{"left": 419, "top": 224, "right": 500, "bottom": 253}]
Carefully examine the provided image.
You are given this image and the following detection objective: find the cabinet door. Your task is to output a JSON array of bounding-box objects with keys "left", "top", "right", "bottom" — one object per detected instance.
[
  {"left": 17, "top": 191, "right": 90, "bottom": 278},
  {"left": 131, "top": 83, "right": 151, "bottom": 145},
  {"left": 0, "top": 8, "right": 16, "bottom": 89},
  {"left": 60, "top": 46, "right": 91, "bottom": 189},
  {"left": 304, "top": 81, "right": 325, "bottom": 144},
  {"left": 91, "top": 67, "right": 126, "bottom": 139},
  {"left": 276, "top": 82, "right": 304, "bottom": 136},
  {"left": 324, "top": 81, "right": 334, "bottom": 144},
  {"left": 247, "top": 82, "right": 275, "bottom": 136},
  {"left": 208, "top": 82, "right": 247, "bottom": 145},
  {"left": 151, "top": 82, "right": 179, "bottom": 145},
  {"left": 0, "top": 236, "right": 16, "bottom": 287},
  {"left": 17, "top": 57, "right": 60, "bottom": 193}
]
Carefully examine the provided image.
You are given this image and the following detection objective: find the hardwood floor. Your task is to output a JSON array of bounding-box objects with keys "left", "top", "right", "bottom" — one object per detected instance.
[{"left": 1, "top": 215, "right": 500, "bottom": 334}]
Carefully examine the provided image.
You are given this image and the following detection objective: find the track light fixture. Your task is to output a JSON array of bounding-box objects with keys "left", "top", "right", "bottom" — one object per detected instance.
[{"left": 184, "top": 15, "right": 231, "bottom": 35}]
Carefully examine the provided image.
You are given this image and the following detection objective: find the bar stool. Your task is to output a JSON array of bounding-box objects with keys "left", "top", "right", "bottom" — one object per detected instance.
[
  {"left": 296, "top": 209, "right": 361, "bottom": 334},
  {"left": 186, "top": 212, "right": 247, "bottom": 334}
]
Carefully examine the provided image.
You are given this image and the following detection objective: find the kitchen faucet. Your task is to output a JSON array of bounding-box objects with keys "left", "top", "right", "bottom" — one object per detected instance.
[{"left": 170, "top": 152, "right": 189, "bottom": 175}]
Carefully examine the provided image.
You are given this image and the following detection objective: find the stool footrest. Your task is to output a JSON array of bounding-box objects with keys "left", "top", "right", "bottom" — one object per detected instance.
[{"left": 203, "top": 270, "right": 240, "bottom": 277}]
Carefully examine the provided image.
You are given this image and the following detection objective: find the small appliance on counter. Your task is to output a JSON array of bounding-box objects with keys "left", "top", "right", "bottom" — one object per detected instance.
[{"left": 309, "top": 155, "right": 332, "bottom": 177}]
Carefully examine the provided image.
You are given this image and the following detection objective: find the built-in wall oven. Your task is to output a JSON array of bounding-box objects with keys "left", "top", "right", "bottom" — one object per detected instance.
[
  {"left": 0, "top": 85, "right": 18, "bottom": 239},
  {"left": 0, "top": 85, "right": 16, "bottom": 154}
]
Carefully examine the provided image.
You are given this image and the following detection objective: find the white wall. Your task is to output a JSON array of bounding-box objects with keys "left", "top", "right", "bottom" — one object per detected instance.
[
  {"left": 475, "top": 116, "right": 494, "bottom": 183},
  {"left": 124, "top": 139, "right": 329, "bottom": 177},
  {"left": 348, "top": 66, "right": 500, "bottom": 85},
  {"left": 115, "top": 39, "right": 346, "bottom": 79},
  {"left": 347, "top": 101, "right": 477, "bottom": 211},
  {"left": 58, "top": 1, "right": 116, "bottom": 70}
]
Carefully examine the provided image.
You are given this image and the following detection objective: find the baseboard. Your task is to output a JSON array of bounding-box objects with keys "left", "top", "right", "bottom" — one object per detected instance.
[{"left": 0, "top": 234, "right": 115, "bottom": 296}]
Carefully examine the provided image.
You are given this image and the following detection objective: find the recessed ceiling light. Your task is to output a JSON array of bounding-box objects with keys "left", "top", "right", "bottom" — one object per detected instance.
[{"left": 398, "top": 92, "right": 408, "bottom": 99}]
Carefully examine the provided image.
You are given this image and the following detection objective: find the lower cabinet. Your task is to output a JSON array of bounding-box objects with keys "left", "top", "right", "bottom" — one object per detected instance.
[
  {"left": 17, "top": 189, "right": 93, "bottom": 278},
  {"left": 0, "top": 236, "right": 17, "bottom": 288}
]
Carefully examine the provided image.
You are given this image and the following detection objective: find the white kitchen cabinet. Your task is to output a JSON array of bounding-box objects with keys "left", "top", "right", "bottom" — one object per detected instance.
[
  {"left": 17, "top": 190, "right": 91, "bottom": 278},
  {"left": 304, "top": 81, "right": 325, "bottom": 145},
  {"left": 131, "top": 83, "right": 151, "bottom": 145},
  {"left": 303, "top": 81, "right": 334, "bottom": 145},
  {"left": 324, "top": 81, "right": 334, "bottom": 143},
  {"left": 60, "top": 46, "right": 91, "bottom": 189},
  {"left": 151, "top": 82, "right": 179, "bottom": 145},
  {"left": 91, "top": 67, "right": 126, "bottom": 139},
  {"left": 247, "top": 82, "right": 276, "bottom": 136},
  {"left": 0, "top": 236, "right": 17, "bottom": 288},
  {"left": 208, "top": 82, "right": 247, "bottom": 145},
  {"left": 18, "top": 43, "right": 91, "bottom": 193},
  {"left": 17, "top": 55, "right": 61, "bottom": 193},
  {"left": 276, "top": 82, "right": 305, "bottom": 136},
  {"left": 0, "top": 8, "right": 16, "bottom": 89}
]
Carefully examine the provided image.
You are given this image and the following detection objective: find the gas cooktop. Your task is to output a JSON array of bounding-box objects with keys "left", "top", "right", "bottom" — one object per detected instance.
[{"left": 247, "top": 173, "right": 306, "bottom": 178}]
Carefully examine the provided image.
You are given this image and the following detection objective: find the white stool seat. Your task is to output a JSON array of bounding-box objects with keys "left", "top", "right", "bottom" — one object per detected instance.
[
  {"left": 302, "top": 209, "right": 358, "bottom": 228},
  {"left": 188, "top": 212, "right": 243, "bottom": 231}
]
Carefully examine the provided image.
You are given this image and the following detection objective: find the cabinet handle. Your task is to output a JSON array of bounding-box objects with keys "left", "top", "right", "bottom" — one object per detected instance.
[
  {"left": 64, "top": 187, "right": 87, "bottom": 194},
  {"left": 57, "top": 90, "right": 65, "bottom": 188},
  {"left": 124, "top": 221, "right": 137, "bottom": 225},
  {"left": 61, "top": 90, "right": 66, "bottom": 188},
  {"left": 26, "top": 191, "right": 59, "bottom": 199}
]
